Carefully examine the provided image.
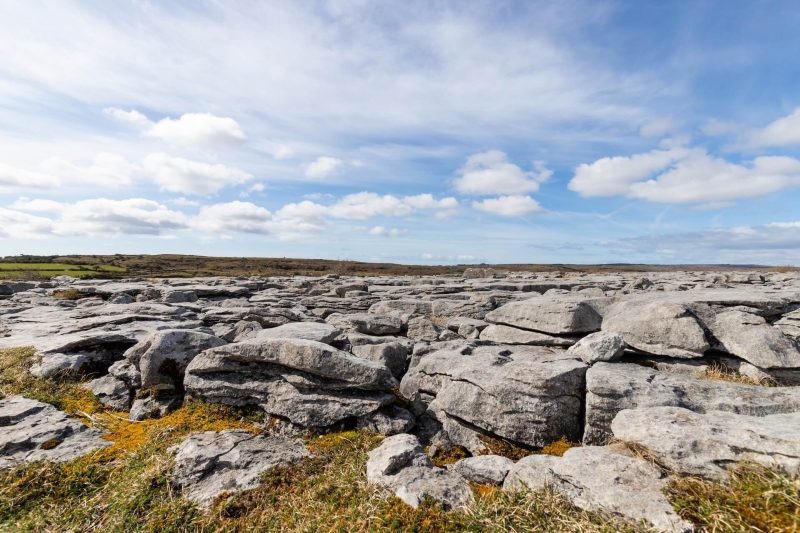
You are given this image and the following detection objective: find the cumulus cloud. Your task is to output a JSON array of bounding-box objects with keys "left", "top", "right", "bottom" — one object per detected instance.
[
  {"left": 305, "top": 156, "right": 343, "bottom": 179},
  {"left": 368, "top": 226, "right": 406, "bottom": 237},
  {"left": 0, "top": 208, "right": 55, "bottom": 238},
  {"left": 41, "top": 153, "right": 136, "bottom": 187},
  {"left": 454, "top": 150, "right": 552, "bottom": 196},
  {"left": 747, "top": 107, "right": 800, "bottom": 147},
  {"left": 9, "top": 198, "right": 65, "bottom": 213},
  {"left": 328, "top": 192, "right": 414, "bottom": 219},
  {"left": 570, "top": 144, "right": 800, "bottom": 203},
  {"left": 143, "top": 153, "right": 252, "bottom": 195},
  {"left": 195, "top": 201, "right": 324, "bottom": 240},
  {"left": 472, "top": 195, "right": 543, "bottom": 216},
  {"left": 56, "top": 198, "right": 189, "bottom": 236},
  {"left": 105, "top": 108, "right": 246, "bottom": 145},
  {"left": 0, "top": 164, "right": 58, "bottom": 190}
]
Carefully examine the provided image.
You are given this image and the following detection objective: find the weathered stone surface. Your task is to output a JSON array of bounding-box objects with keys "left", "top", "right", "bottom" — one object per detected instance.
[
  {"left": 125, "top": 330, "right": 226, "bottom": 392},
  {"left": 504, "top": 445, "right": 691, "bottom": 533},
  {"left": 256, "top": 321, "right": 340, "bottom": 344},
  {"left": 328, "top": 313, "right": 404, "bottom": 335},
  {"left": 350, "top": 342, "right": 408, "bottom": 378},
  {"left": 368, "top": 299, "right": 433, "bottom": 317},
  {"left": 602, "top": 300, "right": 709, "bottom": 358},
  {"left": 707, "top": 310, "right": 800, "bottom": 369},
  {"left": 479, "top": 324, "right": 576, "bottom": 346},
  {"left": 612, "top": 406, "right": 800, "bottom": 479},
  {"left": 129, "top": 393, "right": 183, "bottom": 421},
  {"left": 585, "top": 362, "right": 800, "bottom": 444},
  {"left": 776, "top": 309, "right": 800, "bottom": 340},
  {"left": 171, "top": 429, "right": 309, "bottom": 507},
  {"left": 0, "top": 396, "right": 111, "bottom": 469},
  {"left": 449, "top": 455, "right": 513, "bottom": 485},
  {"left": 184, "top": 338, "right": 397, "bottom": 427},
  {"left": 400, "top": 346, "right": 586, "bottom": 451},
  {"left": 567, "top": 331, "right": 626, "bottom": 364},
  {"left": 84, "top": 375, "right": 132, "bottom": 411},
  {"left": 366, "top": 434, "right": 473, "bottom": 510},
  {"left": 356, "top": 406, "right": 415, "bottom": 435},
  {"left": 484, "top": 296, "right": 603, "bottom": 334}
]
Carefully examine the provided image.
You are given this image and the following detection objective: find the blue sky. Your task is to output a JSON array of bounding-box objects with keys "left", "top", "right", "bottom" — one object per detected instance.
[{"left": 1, "top": 0, "right": 800, "bottom": 265}]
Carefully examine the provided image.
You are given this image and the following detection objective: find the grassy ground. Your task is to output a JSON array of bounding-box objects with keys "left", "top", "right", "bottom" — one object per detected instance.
[
  {"left": 1, "top": 346, "right": 798, "bottom": 532},
  {"left": 2, "top": 254, "right": 793, "bottom": 280}
]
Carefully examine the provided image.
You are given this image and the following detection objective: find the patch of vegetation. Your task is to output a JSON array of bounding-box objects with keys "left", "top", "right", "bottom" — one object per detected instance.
[
  {"left": 667, "top": 463, "right": 800, "bottom": 532},
  {"left": 702, "top": 362, "right": 776, "bottom": 387},
  {"left": 430, "top": 445, "right": 470, "bottom": 467},
  {"left": 539, "top": 436, "right": 580, "bottom": 457},
  {"left": 0, "top": 346, "right": 103, "bottom": 416},
  {"left": 0, "top": 262, "right": 125, "bottom": 280},
  {"left": 51, "top": 288, "right": 91, "bottom": 300}
]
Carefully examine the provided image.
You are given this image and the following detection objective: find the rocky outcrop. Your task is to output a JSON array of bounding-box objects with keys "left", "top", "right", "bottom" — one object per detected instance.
[
  {"left": 504, "top": 445, "right": 692, "bottom": 533},
  {"left": 170, "top": 430, "right": 309, "bottom": 507},
  {"left": 449, "top": 455, "right": 513, "bottom": 485},
  {"left": 366, "top": 434, "right": 473, "bottom": 510},
  {"left": 184, "top": 338, "right": 398, "bottom": 428},
  {"left": 400, "top": 345, "right": 586, "bottom": 452},
  {"left": 484, "top": 295, "right": 603, "bottom": 335},
  {"left": 584, "top": 362, "right": 800, "bottom": 444},
  {"left": 567, "top": 331, "right": 625, "bottom": 363},
  {"left": 612, "top": 406, "right": 800, "bottom": 479},
  {"left": 0, "top": 396, "right": 111, "bottom": 469}
]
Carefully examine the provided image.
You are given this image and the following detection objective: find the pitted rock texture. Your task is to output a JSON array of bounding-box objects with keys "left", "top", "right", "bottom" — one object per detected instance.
[
  {"left": 0, "top": 396, "right": 111, "bottom": 469},
  {"left": 170, "top": 429, "right": 309, "bottom": 507}
]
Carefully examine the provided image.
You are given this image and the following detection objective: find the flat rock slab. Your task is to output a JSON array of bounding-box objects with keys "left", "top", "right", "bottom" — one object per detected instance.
[
  {"left": 478, "top": 324, "right": 576, "bottom": 346},
  {"left": 612, "top": 406, "right": 800, "bottom": 480},
  {"left": 504, "top": 445, "right": 692, "bottom": 533},
  {"left": 484, "top": 296, "right": 603, "bottom": 335},
  {"left": 171, "top": 429, "right": 309, "bottom": 508},
  {"left": 0, "top": 396, "right": 110, "bottom": 469},
  {"left": 584, "top": 362, "right": 800, "bottom": 444},
  {"left": 256, "top": 321, "right": 341, "bottom": 344}
]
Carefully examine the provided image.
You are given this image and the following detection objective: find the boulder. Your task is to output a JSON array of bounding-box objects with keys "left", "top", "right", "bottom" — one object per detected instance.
[
  {"left": 125, "top": 330, "right": 226, "bottom": 392},
  {"left": 0, "top": 396, "right": 111, "bottom": 469},
  {"left": 350, "top": 342, "right": 408, "bottom": 378},
  {"left": 611, "top": 406, "right": 800, "bottom": 480},
  {"left": 584, "top": 362, "right": 800, "bottom": 444},
  {"left": 171, "top": 429, "right": 309, "bottom": 507},
  {"left": 449, "top": 455, "right": 513, "bottom": 485},
  {"left": 567, "top": 331, "right": 626, "bottom": 364},
  {"left": 484, "top": 296, "right": 602, "bottom": 335},
  {"left": 84, "top": 375, "right": 132, "bottom": 411},
  {"left": 356, "top": 406, "right": 415, "bottom": 435},
  {"left": 707, "top": 310, "right": 800, "bottom": 369},
  {"left": 184, "top": 338, "right": 398, "bottom": 428},
  {"left": 366, "top": 434, "right": 473, "bottom": 510},
  {"left": 504, "top": 445, "right": 691, "bottom": 533},
  {"left": 400, "top": 346, "right": 587, "bottom": 451},
  {"left": 602, "top": 300, "right": 709, "bottom": 358}
]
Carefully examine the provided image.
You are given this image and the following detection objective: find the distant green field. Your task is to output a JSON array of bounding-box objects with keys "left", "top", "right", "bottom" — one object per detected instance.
[{"left": 0, "top": 262, "right": 126, "bottom": 279}]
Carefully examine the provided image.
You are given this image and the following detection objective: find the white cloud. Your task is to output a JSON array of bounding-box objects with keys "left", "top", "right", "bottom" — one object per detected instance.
[
  {"left": 328, "top": 192, "right": 413, "bottom": 219},
  {"left": 105, "top": 108, "right": 245, "bottom": 145},
  {"left": 305, "top": 156, "right": 343, "bottom": 179},
  {"left": 402, "top": 193, "right": 457, "bottom": 210},
  {"left": 571, "top": 143, "right": 800, "bottom": 204},
  {"left": 56, "top": 198, "right": 189, "bottom": 236},
  {"left": 569, "top": 146, "right": 693, "bottom": 197},
  {"left": 0, "top": 164, "right": 59, "bottom": 190},
  {"left": 171, "top": 197, "right": 200, "bottom": 207},
  {"left": 103, "top": 107, "right": 151, "bottom": 129},
  {"left": 368, "top": 226, "right": 406, "bottom": 237},
  {"left": 195, "top": 201, "right": 323, "bottom": 240},
  {"left": 472, "top": 195, "right": 543, "bottom": 216},
  {"left": 639, "top": 116, "right": 675, "bottom": 138},
  {"left": 143, "top": 153, "right": 252, "bottom": 195},
  {"left": 747, "top": 107, "right": 800, "bottom": 147},
  {"left": 0, "top": 208, "right": 55, "bottom": 238},
  {"left": 274, "top": 200, "right": 328, "bottom": 223},
  {"left": 41, "top": 152, "right": 136, "bottom": 187},
  {"left": 628, "top": 153, "right": 800, "bottom": 203},
  {"left": 273, "top": 144, "right": 295, "bottom": 160},
  {"left": 454, "top": 150, "right": 551, "bottom": 195},
  {"left": 9, "top": 198, "right": 64, "bottom": 213}
]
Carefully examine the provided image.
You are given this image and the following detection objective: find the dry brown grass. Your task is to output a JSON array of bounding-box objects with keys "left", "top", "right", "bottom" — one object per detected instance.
[
  {"left": 667, "top": 463, "right": 800, "bottom": 532},
  {"left": 702, "top": 362, "right": 776, "bottom": 387},
  {"left": 51, "top": 288, "right": 87, "bottom": 300}
]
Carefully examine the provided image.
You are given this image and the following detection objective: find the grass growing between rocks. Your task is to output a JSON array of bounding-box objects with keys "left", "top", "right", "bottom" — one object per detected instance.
[
  {"left": 668, "top": 463, "right": 800, "bottom": 532},
  {"left": 702, "top": 362, "right": 776, "bottom": 387}
]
